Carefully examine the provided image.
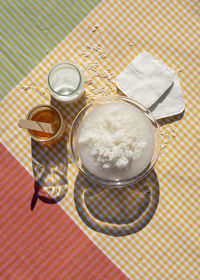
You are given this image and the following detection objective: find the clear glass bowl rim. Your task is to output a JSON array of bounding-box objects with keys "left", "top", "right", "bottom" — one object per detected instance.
[{"left": 69, "top": 96, "right": 161, "bottom": 187}]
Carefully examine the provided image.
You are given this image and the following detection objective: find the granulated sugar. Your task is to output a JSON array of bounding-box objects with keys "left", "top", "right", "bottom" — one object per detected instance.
[{"left": 77, "top": 103, "right": 155, "bottom": 180}]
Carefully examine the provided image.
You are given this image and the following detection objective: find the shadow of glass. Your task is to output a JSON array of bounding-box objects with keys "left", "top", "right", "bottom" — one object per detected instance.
[
  {"left": 31, "top": 134, "right": 68, "bottom": 209},
  {"left": 31, "top": 181, "right": 57, "bottom": 210},
  {"left": 30, "top": 95, "right": 86, "bottom": 210},
  {"left": 74, "top": 170, "right": 159, "bottom": 236}
]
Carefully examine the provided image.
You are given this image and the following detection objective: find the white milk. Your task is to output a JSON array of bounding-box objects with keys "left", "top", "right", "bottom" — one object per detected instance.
[{"left": 77, "top": 103, "right": 155, "bottom": 180}]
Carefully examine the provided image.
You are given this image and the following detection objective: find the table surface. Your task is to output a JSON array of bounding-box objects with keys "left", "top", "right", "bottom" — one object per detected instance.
[{"left": 1, "top": 1, "right": 199, "bottom": 279}]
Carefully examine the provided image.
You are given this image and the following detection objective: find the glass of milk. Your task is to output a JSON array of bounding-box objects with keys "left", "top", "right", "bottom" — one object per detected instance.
[
  {"left": 69, "top": 96, "right": 161, "bottom": 187},
  {"left": 47, "top": 62, "right": 84, "bottom": 103}
]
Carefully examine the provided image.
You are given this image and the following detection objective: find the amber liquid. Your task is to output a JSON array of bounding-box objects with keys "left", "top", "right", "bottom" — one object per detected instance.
[{"left": 30, "top": 109, "right": 60, "bottom": 139}]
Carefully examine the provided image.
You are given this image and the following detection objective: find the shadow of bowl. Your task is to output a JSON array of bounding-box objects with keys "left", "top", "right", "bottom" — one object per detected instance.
[{"left": 74, "top": 169, "right": 159, "bottom": 236}]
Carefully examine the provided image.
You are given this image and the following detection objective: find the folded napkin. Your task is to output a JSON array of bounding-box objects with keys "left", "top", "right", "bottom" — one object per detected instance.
[{"left": 116, "top": 52, "right": 185, "bottom": 119}]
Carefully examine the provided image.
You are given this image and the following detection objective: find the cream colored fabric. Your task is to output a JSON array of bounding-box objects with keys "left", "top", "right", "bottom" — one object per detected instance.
[{"left": 117, "top": 52, "right": 185, "bottom": 119}]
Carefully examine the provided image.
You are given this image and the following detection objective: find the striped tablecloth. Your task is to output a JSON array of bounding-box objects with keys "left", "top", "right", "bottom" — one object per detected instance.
[{"left": 1, "top": 1, "right": 199, "bottom": 279}]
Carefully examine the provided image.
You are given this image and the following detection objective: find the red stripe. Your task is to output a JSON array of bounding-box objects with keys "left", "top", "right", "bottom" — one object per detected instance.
[{"left": 0, "top": 144, "right": 128, "bottom": 280}]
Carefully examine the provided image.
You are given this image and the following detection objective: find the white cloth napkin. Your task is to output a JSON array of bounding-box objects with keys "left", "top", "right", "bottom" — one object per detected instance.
[{"left": 116, "top": 52, "right": 185, "bottom": 119}]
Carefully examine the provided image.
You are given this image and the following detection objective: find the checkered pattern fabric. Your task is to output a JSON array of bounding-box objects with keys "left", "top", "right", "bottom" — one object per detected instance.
[{"left": 1, "top": 0, "right": 199, "bottom": 279}]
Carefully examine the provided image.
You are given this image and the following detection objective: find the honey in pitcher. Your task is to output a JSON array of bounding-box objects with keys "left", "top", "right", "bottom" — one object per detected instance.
[{"left": 30, "top": 109, "right": 61, "bottom": 140}]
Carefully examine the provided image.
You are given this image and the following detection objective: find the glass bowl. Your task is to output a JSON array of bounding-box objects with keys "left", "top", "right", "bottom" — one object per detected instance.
[{"left": 69, "top": 96, "right": 161, "bottom": 187}]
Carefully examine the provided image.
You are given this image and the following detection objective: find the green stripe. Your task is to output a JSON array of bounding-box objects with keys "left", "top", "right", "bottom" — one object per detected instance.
[{"left": 0, "top": 0, "right": 101, "bottom": 100}]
